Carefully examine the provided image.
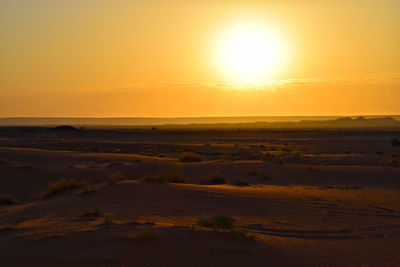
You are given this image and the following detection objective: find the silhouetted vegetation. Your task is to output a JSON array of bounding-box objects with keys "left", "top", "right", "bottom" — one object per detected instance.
[
  {"left": 179, "top": 152, "right": 203, "bottom": 162},
  {"left": 143, "top": 172, "right": 186, "bottom": 184},
  {"left": 200, "top": 173, "right": 226, "bottom": 185},
  {"left": 41, "top": 178, "right": 78, "bottom": 198},
  {"left": 197, "top": 215, "right": 234, "bottom": 230},
  {"left": 231, "top": 228, "right": 253, "bottom": 240},
  {"left": 0, "top": 194, "right": 17, "bottom": 205},
  {"left": 232, "top": 179, "right": 250, "bottom": 186},
  {"left": 103, "top": 214, "right": 113, "bottom": 227},
  {"left": 107, "top": 162, "right": 124, "bottom": 168},
  {"left": 82, "top": 208, "right": 102, "bottom": 217}
]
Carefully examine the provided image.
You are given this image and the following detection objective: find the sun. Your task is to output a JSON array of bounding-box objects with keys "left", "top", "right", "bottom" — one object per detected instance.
[{"left": 215, "top": 22, "right": 288, "bottom": 83}]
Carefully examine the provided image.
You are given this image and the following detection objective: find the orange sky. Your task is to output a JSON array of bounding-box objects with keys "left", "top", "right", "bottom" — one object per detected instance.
[{"left": 1, "top": 0, "right": 399, "bottom": 117}]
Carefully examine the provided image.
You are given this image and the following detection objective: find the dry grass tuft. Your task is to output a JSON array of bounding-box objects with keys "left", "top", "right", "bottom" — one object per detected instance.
[
  {"left": 41, "top": 178, "right": 78, "bottom": 198},
  {"left": 143, "top": 172, "right": 186, "bottom": 184},
  {"left": 103, "top": 214, "right": 113, "bottom": 227},
  {"left": 82, "top": 208, "right": 102, "bottom": 217},
  {"left": 231, "top": 228, "right": 254, "bottom": 240},
  {"left": 200, "top": 173, "right": 226, "bottom": 185},
  {"left": 197, "top": 215, "right": 234, "bottom": 230}
]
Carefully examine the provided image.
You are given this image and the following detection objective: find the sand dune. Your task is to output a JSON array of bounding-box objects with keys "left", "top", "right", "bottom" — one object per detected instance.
[{"left": 1, "top": 127, "right": 400, "bottom": 266}]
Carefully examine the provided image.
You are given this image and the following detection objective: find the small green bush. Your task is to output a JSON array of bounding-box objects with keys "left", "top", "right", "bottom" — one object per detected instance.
[{"left": 197, "top": 215, "right": 234, "bottom": 230}]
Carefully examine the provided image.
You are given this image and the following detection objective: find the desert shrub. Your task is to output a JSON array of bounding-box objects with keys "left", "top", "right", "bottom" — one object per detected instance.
[
  {"left": 143, "top": 172, "right": 186, "bottom": 184},
  {"left": 200, "top": 173, "right": 226, "bottom": 185},
  {"left": 0, "top": 194, "right": 17, "bottom": 205},
  {"left": 103, "top": 214, "right": 113, "bottom": 227},
  {"left": 107, "top": 172, "right": 125, "bottom": 185},
  {"left": 82, "top": 208, "right": 102, "bottom": 217},
  {"left": 107, "top": 162, "right": 124, "bottom": 168},
  {"left": 231, "top": 228, "right": 253, "bottom": 240},
  {"left": 232, "top": 179, "right": 250, "bottom": 186},
  {"left": 140, "top": 145, "right": 159, "bottom": 156},
  {"left": 391, "top": 138, "right": 400, "bottom": 147},
  {"left": 41, "top": 178, "right": 78, "bottom": 198},
  {"left": 179, "top": 152, "right": 203, "bottom": 162},
  {"left": 197, "top": 215, "right": 234, "bottom": 230},
  {"left": 240, "top": 151, "right": 263, "bottom": 160}
]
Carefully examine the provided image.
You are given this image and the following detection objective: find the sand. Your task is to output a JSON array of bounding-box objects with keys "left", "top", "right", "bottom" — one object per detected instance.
[{"left": 0, "top": 127, "right": 399, "bottom": 266}]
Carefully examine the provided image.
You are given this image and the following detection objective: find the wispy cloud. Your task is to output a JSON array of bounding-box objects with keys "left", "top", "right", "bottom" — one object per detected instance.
[{"left": 135, "top": 73, "right": 400, "bottom": 92}]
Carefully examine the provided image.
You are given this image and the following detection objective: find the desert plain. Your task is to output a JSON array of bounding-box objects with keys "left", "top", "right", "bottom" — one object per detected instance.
[{"left": 0, "top": 124, "right": 400, "bottom": 266}]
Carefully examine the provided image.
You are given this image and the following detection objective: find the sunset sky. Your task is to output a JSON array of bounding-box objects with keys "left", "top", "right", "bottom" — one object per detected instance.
[{"left": 1, "top": 0, "right": 399, "bottom": 117}]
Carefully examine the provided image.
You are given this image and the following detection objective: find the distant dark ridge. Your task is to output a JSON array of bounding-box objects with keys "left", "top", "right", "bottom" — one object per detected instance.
[
  {"left": 0, "top": 115, "right": 400, "bottom": 126},
  {"left": 49, "top": 125, "right": 79, "bottom": 132},
  {"left": 148, "top": 116, "right": 400, "bottom": 130}
]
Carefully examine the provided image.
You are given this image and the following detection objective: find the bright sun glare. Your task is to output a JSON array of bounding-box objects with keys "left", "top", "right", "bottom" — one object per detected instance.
[{"left": 216, "top": 22, "right": 288, "bottom": 83}]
